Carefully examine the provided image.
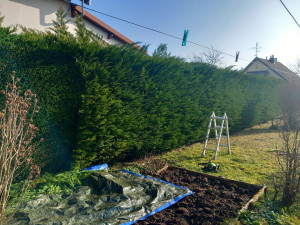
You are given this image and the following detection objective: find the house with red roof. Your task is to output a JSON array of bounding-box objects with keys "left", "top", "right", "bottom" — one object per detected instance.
[
  {"left": 0, "top": 0, "right": 138, "bottom": 47},
  {"left": 244, "top": 55, "right": 298, "bottom": 82}
]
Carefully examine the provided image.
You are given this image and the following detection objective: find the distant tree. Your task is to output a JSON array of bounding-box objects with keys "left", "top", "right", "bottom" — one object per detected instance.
[
  {"left": 0, "top": 16, "right": 4, "bottom": 27},
  {"left": 152, "top": 44, "right": 171, "bottom": 58},
  {"left": 191, "top": 45, "right": 224, "bottom": 66},
  {"left": 48, "top": 6, "right": 70, "bottom": 38},
  {"left": 0, "top": 16, "right": 17, "bottom": 34},
  {"left": 140, "top": 44, "right": 150, "bottom": 54},
  {"left": 289, "top": 57, "right": 300, "bottom": 77},
  {"left": 74, "top": 16, "right": 105, "bottom": 46}
]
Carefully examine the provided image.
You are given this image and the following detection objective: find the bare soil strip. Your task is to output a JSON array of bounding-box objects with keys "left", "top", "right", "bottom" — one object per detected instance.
[{"left": 137, "top": 166, "right": 261, "bottom": 225}]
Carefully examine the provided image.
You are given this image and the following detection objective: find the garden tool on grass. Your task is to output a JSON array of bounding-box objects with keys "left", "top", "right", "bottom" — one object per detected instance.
[{"left": 199, "top": 160, "right": 220, "bottom": 172}]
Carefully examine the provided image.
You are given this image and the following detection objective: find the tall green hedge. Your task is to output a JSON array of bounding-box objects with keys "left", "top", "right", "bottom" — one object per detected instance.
[
  {"left": 0, "top": 28, "right": 84, "bottom": 172},
  {"left": 0, "top": 24, "right": 281, "bottom": 171},
  {"left": 73, "top": 45, "right": 281, "bottom": 168}
]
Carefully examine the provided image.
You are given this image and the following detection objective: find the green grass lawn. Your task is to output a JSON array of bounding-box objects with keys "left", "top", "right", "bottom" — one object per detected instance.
[
  {"left": 121, "top": 121, "right": 300, "bottom": 224},
  {"left": 162, "top": 122, "right": 282, "bottom": 189}
]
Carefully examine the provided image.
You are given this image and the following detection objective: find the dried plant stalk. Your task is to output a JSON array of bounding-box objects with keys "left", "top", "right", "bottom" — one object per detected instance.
[
  {"left": 0, "top": 73, "right": 41, "bottom": 223},
  {"left": 273, "top": 83, "right": 300, "bottom": 206}
]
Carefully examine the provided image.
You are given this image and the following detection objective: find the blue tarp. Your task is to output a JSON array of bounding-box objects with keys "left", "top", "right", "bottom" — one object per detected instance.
[
  {"left": 81, "top": 163, "right": 108, "bottom": 172},
  {"left": 82, "top": 164, "right": 193, "bottom": 224},
  {"left": 121, "top": 169, "right": 193, "bottom": 225},
  {"left": 7, "top": 164, "right": 193, "bottom": 225}
]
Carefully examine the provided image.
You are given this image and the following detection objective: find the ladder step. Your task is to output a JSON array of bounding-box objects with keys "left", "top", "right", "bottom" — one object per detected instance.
[
  {"left": 219, "top": 144, "right": 228, "bottom": 147},
  {"left": 211, "top": 126, "right": 221, "bottom": 130},
  {"left": 204, "top": 148, "right": 217, "bottom": 152},
  {"left": 208, "top": 136, "right": 227, "bottom": 140},
  {"left": 208, "top": 138, "right": 218, "bottom": 140},
  {"left": 211, "top": 116, "right": 225, "bottom": 120}
]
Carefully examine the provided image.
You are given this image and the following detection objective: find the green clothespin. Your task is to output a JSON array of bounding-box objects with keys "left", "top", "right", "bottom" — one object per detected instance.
[{"left": 182, "top": 29, "right": 189, "bottom": 46}]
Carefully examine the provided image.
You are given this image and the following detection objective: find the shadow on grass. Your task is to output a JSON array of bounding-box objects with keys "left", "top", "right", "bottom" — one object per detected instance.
[
  {"left": 234, "top": 127, "right": 279, "bottom": 136},
  {"left": 166, "top": 155, "right": 204, "bottom": 164}
]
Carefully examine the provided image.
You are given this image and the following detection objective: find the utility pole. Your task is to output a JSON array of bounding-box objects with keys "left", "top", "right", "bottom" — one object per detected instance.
[
  {"left": 80, "top": 0, "right": 92, "bottom": 17},
  {"left": 82, "top": 0, "right": 84, "bottom": 16}
]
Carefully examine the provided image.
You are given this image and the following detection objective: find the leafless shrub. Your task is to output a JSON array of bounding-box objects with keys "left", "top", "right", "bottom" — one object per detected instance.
[
  {"left": 289, "top": 57, "right": 300, "bottom": 77},
  {"left": 191, "top": 45, "right": 224, "bottom": 67},
  {"left": 273, "top": 83, "right": 300, "bottom": 206},
  {"left": 0, "top": 73, "right": 41, "bottom": 223}
]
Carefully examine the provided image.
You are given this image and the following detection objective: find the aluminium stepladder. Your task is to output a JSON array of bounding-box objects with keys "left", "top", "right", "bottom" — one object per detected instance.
[{"left": 201, "top": 112, "right": 231, "bottom": 160}]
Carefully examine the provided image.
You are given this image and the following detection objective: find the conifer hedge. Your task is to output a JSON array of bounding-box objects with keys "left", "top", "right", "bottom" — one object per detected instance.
[
  {"left": 0, "top": 22, "right": 281, "bottom": 171},
  {"left": 0, "top": 26, "right": 84, "bottom": 172},
  {"left": 74, "top": 46, "right": 281, "bottom": 168}
]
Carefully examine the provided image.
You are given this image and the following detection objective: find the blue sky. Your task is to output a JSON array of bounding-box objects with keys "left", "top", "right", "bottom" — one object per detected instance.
[{"left": 71, "top": 0, "right": 300, "bottom": 69}]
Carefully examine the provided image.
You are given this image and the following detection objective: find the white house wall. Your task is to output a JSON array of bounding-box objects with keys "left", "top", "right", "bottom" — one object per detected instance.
[
  {"left": 0, "top": 0, "right": 123, "bottom": 45},
  {"left": 246, "top": 60, "right": 280, "bottom": 79}
]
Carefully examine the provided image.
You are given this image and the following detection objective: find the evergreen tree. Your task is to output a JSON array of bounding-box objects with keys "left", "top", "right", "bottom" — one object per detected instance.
[
  {"left": 0, "top": 16, "right": 4, "bottom": 27},
  {"left": 74, "top": 16, "right": 105, "bottom": 46},
  {"left": 152, "top": 44, "right": 171, "bottom": 57},
  {"left": 48, "top": 6, "right": 70, "bottom": 38}
]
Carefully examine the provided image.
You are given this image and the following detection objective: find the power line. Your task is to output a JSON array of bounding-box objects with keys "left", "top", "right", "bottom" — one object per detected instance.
[
  {"left": 279, "top": 0, "right": 300, "bottom": 28},
  {"left": 70, "top": 3, "right": 298, "bottom": 77},
  {"left": 83, "top": 8, "right": 182, "bottom": 41},
  {"left": 76, "top": 4, "right": 251, "bottom": 62}
]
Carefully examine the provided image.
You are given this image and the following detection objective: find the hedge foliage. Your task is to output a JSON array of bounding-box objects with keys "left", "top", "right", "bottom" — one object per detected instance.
[
  {"left": 0, "top": 24, "right": 85, "bottom": 172},
  {"left": 0, "top": 16, "right": 281, "bottom": 171},
  {"left": 74, "top": 46, "right": 280, "bottom": 168}
]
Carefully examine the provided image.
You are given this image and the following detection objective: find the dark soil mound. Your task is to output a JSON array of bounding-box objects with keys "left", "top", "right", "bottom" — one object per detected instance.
[{"left": 137, "top": 166, "right": 260, "bottom": 225}]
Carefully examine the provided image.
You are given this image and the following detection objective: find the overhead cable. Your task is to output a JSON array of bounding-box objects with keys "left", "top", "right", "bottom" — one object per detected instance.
[
  {"left": 279, "top": 0, "right": 300, "bottom": 28},
  {"left": 74, "top": 4, "right": 250, "bottom": 62},
  {"left": 70, "top": 2, "right": 298, "bottom": 77}
]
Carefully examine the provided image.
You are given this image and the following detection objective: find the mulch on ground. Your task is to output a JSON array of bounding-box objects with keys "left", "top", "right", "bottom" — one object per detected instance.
[{"left": 136, "top": 166, "right": 260, "bottom": 225}]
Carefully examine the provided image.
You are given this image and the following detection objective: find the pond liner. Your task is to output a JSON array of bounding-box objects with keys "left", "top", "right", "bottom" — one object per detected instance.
[
  {"left": 81, "top": 164, "right": 194, "bottom": 225},
  {"left": 121, "top": 169, "right": 194, "bottom": 225}
]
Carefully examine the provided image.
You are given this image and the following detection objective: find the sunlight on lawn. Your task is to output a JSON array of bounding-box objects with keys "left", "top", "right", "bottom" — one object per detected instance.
[{"left": 162, "top": 122, "right": 283, "bottom": 190}]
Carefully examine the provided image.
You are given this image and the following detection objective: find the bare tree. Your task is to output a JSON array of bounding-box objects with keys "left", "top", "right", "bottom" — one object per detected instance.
[
  {"left": 0, "top": 74, "right": 41, "bottom": 223},
  {"left": 289, "top": 57, "right": 300, "bottom": 77},
  {"left": 273, "top": 83, "right": 300, "bottom": 206},
  {"left": 191, "top": 45, "right": 224, "bottom": 66}
]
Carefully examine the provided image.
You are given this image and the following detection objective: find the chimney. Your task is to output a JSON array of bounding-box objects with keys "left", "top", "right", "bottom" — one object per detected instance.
[{"left": 268, "top": 55, "right": 277, "bottom": 64}]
